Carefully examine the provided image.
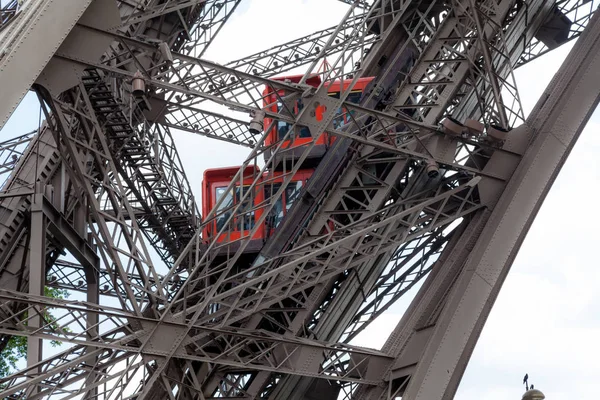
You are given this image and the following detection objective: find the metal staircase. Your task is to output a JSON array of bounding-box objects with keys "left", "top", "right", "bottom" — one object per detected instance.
[{"left": 82, "top": 68, "right": 198, "bottom": 265}]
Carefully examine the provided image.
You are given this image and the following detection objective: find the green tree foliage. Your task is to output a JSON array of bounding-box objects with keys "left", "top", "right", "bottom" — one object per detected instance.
[{"left": 0, "top": 287, "right": 69, "bottom": 379}]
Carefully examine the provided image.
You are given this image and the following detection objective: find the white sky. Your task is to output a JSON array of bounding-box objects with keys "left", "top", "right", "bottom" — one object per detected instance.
[{"left": 2, "top": 0, "right": 599, "bottom": 399}]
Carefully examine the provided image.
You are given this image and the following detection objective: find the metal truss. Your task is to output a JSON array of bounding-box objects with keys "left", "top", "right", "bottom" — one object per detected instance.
[
  {"left": 173, "top": 0, "right": 242, "bottom": 58},
  {"left": 0, "top": 130, "right": 35, "bottom": 188},
  {"left": 183, "top": 0, "right": 591, "bottom": 396},
  {"left": 80, "top": 69, "right": 198, "bottom": 267},
  {"left": 39, "top": 84, "right": 168, "bottom": 315},
  {"left": 390, "top": 0, "right": 529, "bottom": 128},
  {"left": 135, "top": 0, "right": 502, "bottom": 394},
  {"left": 162, "top": 12, "right": 380, "bottom": 147},
  {"left": 517, "top": 0, "right": 600, "bottom": 66},
  {"left": 0, "top": 0, "right": 373, "bottom": 398},
  {"left": 0, "top": 0, "right": 220, "bottom": 395},
  {"left": 87, "top": 0, "right": 244, "bottom": 267},
  {"left": 179, "top": 175, "right": 480, "bottom": 319},
  {"left": 338, "top": 227, "right": 451, "bottom": 343},
  {"left": 0, "top": 0, "right": 208, "bottom": 285},
  {"left": 128, "top": 2, "right": 414, "bottom": 396},
  {"left": 55, "top": 26, "right": 469, "bottom": 168},
  {"left": 355, "top": 10, "right": 600, "bottom": 399},
  {"left": 64, "top": 17, "right": 382, "bottom": 147},
  {"left": 0, "top": 0, "right": 597, "bottom": 398},
  {"left": 0, "top": 289, "right": 394, "bottom": 395},
  {"left": 0, "top": 126, "right": 61, "bottom": 291},
  {"left": 10, "top": 0, "right": 592, "bottom": 149},
  {"left": 2, "top": 0, "right": 547, "bottom": 397},
  {"left": 243, "top": 0, "right": 551, "bottom": 397},
  {"left": 117, "top": 0, "right": 204, "bottom": 31},
  {"left": 47, "top": 258, "right": 160, "bottom": 301},
  {"left": 0, "top": 1, "right": 441, "bottom": 396},
  {"left": 164, "top": 11, "right": 379, "bottom": 147},
  {"left": 0, "top": 167, "right": 479, "bottom": 398}
]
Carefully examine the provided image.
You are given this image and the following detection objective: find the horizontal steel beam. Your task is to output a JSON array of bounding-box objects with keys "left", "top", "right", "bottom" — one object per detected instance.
[{"left": 0, "top": 290, "right": 394, "bottom": 397}]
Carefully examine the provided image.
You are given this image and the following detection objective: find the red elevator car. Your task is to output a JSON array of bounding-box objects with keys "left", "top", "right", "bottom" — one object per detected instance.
[
  {"left": 262, "top": 74, "right": 374, "bottom": 166},
  {"left": 202, "top": 165, "right": 314, "bottom": 253}
]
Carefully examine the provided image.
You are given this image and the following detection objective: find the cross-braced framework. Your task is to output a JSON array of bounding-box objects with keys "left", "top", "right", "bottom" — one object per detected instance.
[{"left": 0, "top": 0, "right": 599, "bottom": 399}]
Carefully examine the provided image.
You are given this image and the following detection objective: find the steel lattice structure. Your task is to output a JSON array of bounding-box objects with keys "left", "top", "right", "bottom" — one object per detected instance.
[{"left": 0, "top": 0, "right": 598, "bottom": 399}]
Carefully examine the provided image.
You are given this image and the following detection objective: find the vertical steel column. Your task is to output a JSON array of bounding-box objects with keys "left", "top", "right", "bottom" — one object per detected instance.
[
  {"left": 27, "top": 192, "right": 46, "bottom": 367},
  {"left": 84, "top": 257, "right": 99, "bottom": 399}
]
